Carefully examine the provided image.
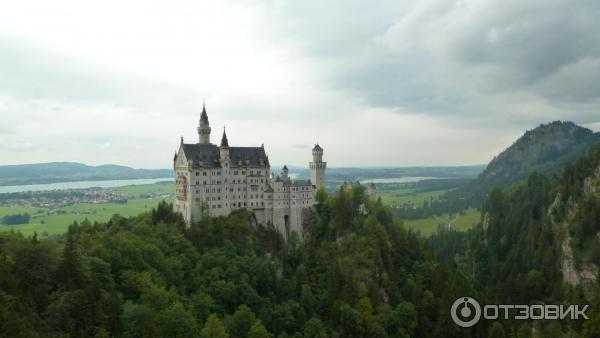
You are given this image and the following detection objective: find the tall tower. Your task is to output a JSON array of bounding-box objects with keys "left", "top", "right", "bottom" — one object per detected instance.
[
  {"left": 309, "top": 144, "right": 326, "bottom": 188},
  {"left": 198, "top": 103, "right": 211, "bottom": 144},
  {"left": 219, "top": 127, "right": 230, "bottom": 162}
]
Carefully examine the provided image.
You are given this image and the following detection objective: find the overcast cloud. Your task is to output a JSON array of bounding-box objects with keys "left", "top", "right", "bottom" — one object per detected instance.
[{"left": 0, "top": 0, "right": 599, "bottom": 168}]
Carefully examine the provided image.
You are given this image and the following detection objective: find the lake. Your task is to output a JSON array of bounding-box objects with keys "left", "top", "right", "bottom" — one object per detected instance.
[
  {"left": 361, "top": 177, "right": 445, "bottom": 184},
  {"left": 0, "top": 178, "right": 173, "bottom": 194}
]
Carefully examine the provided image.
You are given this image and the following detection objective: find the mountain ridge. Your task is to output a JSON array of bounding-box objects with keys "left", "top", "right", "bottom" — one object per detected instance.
[{"left": 0, "top": 162, "right": 173, "bottom": 186}]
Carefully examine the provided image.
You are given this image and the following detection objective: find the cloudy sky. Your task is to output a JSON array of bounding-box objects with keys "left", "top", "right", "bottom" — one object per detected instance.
[{"left": 1, "top": 0, "right": 599, "bottom": 168}]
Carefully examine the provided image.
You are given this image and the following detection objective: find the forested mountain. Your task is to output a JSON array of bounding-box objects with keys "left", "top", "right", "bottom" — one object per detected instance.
[
  {"left": 396, "top": 121, "right": 600, "bottom": 219},
  {"left": 477, "top": 121, "right": 600, "bottom": 190},
  {"left": 0, "top": 162, "right": 172, "bottom": 186},
  {"left": 428, "top": 144, "right": 600, "bottom": 337},
  {"left": 0, "top": 187, "right": 481, "bottom": 337}
]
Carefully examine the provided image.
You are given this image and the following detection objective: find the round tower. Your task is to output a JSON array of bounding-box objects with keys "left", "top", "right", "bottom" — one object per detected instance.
[
  {"left": 282, "top": 165, "right": 289, "bottom": 179},
  {"left": 198, "top": 103, "right": 211, "bottom": 144},
  {"left": 309, "top": 144, "right": 326, "bottom": 188}
]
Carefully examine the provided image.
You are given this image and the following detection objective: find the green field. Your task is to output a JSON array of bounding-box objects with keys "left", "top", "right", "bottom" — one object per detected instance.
[
  {"left": 403, "top": 207, "right": 481, "bottom": 236},
  {"left": 1, "top": 181, "right": 475, "bottom": 237},
  {"left": 109, "top": 182, "right": 173, "bottom": 196},
  {"left": 377, "top": 186, "right": 452, "bottom": 207},
  {"left": 0, "top": 182, "right": 174, "bottom": 237},
  {"left": 0, "top": 198, "right": 164, "bottom": 237}
]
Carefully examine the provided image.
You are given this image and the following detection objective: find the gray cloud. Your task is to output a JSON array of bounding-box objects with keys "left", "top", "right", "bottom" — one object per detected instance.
[{"left": 273, "top": 0, "right": 600, "bottom": 125}]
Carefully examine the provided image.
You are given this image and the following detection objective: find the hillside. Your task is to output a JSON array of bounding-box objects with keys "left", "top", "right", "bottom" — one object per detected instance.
[
  {"left": 396, "top": 121, "right": 600, "bottom": 219},
  {"left": 0, "top": 162, "right": 173, "bottom": 186},
  {"left": 477, "top": 121, "right": 600, "bottom": 189},
  {"left": 427, "top": 144, "right": 600, "bottom": 337}
]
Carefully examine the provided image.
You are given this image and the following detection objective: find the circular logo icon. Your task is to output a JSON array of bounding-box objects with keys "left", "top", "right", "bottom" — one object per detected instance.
[{"left": 451, "top": 297, "right": 481, "bottom": 327}]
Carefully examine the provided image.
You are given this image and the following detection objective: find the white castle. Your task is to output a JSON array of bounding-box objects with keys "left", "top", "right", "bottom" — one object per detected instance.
[{"left": 173, "top": 104, "right": 326, "bottom": 240}]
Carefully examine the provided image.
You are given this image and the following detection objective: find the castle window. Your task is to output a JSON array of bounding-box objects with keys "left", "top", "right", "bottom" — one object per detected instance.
[
  {"left": 196, "top": 172, "right": 199, "bottom": 176},
  {"left": 203, "top": 172, "right": 207, "bottom": 176}
]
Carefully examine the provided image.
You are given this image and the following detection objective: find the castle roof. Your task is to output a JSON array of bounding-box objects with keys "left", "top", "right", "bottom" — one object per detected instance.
[
  {"left": 313, "top": 144, "right": 322, "bottom": 151},
  {"left": 200, "top": 103, "right": 209, "bottom": 124},
  {"left": 220, "top": 128, "right": 229, "bottom": 147},
  {"left": 279, "top": 179, "right": 312, "bottom": 187},
  {"left": 292, "top": 180, "right": 312, "bottom": 187},
  {"left": 181, "top": 143, "right": 269, "bottom": 168}
]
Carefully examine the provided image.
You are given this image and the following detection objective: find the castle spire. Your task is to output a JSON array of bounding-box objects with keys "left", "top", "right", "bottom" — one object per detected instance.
[
  {"left": 198, "top": 102, "right": 211, "bottom": 144},
  {"left": 200, "top": 102, "right": 208, "bottom": 124},
  {"left": 220, "top": 126, "right": 229, "bottom": 148}
]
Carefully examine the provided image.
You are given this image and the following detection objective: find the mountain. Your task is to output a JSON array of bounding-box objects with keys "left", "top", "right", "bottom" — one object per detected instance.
[
  {"left": 395, "top": 121, "right": 600, "bottom": 218},
  {"left": 426, "top": 143, "right": 600, "bottom": 337},
  {"left": 477, "top": 121, "right": 600, "bottom": 190},
  {"left": 0, "top": 162, "right": 173, "bottom": 186}
]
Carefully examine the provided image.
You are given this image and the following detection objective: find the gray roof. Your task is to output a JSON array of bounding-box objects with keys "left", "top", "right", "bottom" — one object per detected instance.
[
  {"left": 181, "top": 143, "right": 269, "bottom": 168},
  {"left": 200, "top": 104, "right": 209, "bottom": 124},
  {"left": 281, "top": 179, "right": 312, "bottom": 187},
  {"left": 220, "top": 129, "right": 229, "bottom": 147},
  {"left": 292, "top": 180, "right": 312, "bottom": 186}
]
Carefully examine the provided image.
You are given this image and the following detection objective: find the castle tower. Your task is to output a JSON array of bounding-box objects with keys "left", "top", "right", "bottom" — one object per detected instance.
[
  {"left": 219, "top": 127, "right": 229, "bottom": 162},
  {"left": 282, "top": 165, "right": 289, "bottom": 179},
  {"left": 309, "top": 144, "right": 326, "bottom": 188},
  {"left": 198, "top": 103, "right": 211, "bottom": 144}
]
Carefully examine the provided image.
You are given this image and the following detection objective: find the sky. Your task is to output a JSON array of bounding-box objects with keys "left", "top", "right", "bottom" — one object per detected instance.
[{"left": 1, "top": 0, "right": 599, "bottom": 168}]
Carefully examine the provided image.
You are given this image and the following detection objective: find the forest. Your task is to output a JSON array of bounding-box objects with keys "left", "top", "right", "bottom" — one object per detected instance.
[
  {"left": 0, "top": 186, "right": 479, "bottom": 337},
  {"left": 1, "top": 145, "right": 600, "bottom": 337},
  {"left": 427, "top": 144, "right": 600, "bottom": 337}
]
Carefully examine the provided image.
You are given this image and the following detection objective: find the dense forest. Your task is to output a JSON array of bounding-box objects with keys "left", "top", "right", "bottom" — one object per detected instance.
[
  {"left": 427, "top": 144, "right": 600, "bottom": 337},
  {"left": 0, "top": 186, "right": 480, "bottom": 337}
]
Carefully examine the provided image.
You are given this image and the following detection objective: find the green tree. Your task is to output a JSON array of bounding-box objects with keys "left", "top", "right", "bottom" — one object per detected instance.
[
  {"left": 515, "top": 323, "right": 532, "bottom": 338},
  {"left": 202, "top": 314, "right": 229, "bottom": 338},
  {"left": 248, "top": 321, "right": 272, "bottom": 338},
  {"left": 158, "top": 302, "right": 199, "bottom": 338},
  {"left": 228, "top": 304, "right": 257, "bottom": 338},
  {"left": 302, "top": 318, "right": 328, "bottom": 338},
  {"left": 487, "top": 322, "right": 506, "bottom": 338}
]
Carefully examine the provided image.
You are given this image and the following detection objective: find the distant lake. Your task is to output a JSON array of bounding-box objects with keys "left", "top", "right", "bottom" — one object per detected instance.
[
  {"left": 361, "top": 177, "right": 444, "bottom": 184},
  {"left": 0, "top": 178, "right": 173, "bottom": 194}
]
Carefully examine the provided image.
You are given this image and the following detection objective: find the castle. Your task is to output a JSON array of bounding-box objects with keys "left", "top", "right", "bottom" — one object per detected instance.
[{"left": 173, "top": 104, "right": 326, "bottom": 240}]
